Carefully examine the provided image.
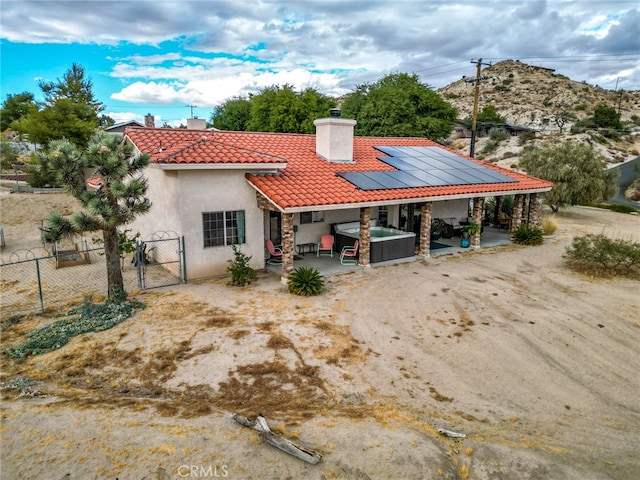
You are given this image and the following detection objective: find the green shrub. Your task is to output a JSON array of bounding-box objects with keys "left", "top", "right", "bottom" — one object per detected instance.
[
  {"left": 482, "top": 140, "right": 498, "bottom": 154},
  {"left": 227, "top": 244, "right": 257, "bottom": 286},
  {"left": 2, "top": 298, "right": 144, "bottom": 360},
  {"left": 287, "top": 267, "right": 324, "bottom": 296},
  {"left": 564, "top": 234, "right": 640, "bottom": 278},
  {"left": 595, "top": 203, "right": 637, "bottom": 214},
  {"left": 512, "top": 224, "right": 544, "bottom": 245},
  {"left": 489, "top": 128, "right": 508, "bottom": 142}
]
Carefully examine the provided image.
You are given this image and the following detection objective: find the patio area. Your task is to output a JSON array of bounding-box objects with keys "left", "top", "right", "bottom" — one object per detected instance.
[{"left": 265, "top": 227, "right": 512, "bottom": 277}]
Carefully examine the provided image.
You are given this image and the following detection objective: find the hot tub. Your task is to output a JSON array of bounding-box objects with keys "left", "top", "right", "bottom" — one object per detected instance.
[{"left": 335, "top": 222, "right": 416, "bottom": 263}]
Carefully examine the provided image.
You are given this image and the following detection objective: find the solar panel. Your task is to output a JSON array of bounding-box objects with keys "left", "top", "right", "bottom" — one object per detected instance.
[{"left": 339, "top": 146, "right": 518, "bottom": 191}]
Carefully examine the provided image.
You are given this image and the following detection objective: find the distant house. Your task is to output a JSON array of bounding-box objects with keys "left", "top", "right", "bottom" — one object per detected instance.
[
  {"left": 125, "top": 112, "right": 552, "bottom": 280},
  {"left": 452, "top": 120, "right": 537, "bottom": 139},
  {"left": 105, "top": 120, "right": 144, "bottom": 134}
]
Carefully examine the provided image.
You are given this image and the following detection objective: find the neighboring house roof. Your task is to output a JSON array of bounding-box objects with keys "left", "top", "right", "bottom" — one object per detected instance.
[
  {"left": 125, "top": 127, "right": 552, "bottom": 212},
  {"left": 106, "top": 120, "right": 144, "bottom": 132}
]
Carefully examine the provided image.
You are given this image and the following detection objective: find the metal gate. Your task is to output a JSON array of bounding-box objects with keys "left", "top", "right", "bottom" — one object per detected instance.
[{"left": 135, "top": 234, "right": 185, "bottom": 289}]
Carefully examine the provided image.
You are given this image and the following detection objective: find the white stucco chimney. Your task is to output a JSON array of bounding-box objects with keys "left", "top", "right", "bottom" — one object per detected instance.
[
  {"left": 314, "top": 109, "right": 356, "bottom": 163},
  {"left": 187, "top": 117, "right": 207, "bottom": 130}
]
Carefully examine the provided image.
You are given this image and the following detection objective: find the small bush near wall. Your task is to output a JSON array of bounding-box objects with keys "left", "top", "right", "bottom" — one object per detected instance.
[
  {"left": 227, "top": 245, "right": 257, "bottom": 286},
  {"left": 512, "top": 224, "right": 544, "bottom": 245},
  {"left": 564, "top": 234, "right": 640, "bottom": 279}
]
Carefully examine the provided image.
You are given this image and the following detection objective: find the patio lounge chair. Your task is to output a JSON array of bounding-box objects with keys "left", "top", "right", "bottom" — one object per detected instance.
[
  {"left": 265, "top": 239, "right": 283, "bottom": 264},
  {"left": 340, "top": 240, "right": 359, "bottom": 265},
  {"left": 316, "top": 234, "right": 334, "bottom": 257}
]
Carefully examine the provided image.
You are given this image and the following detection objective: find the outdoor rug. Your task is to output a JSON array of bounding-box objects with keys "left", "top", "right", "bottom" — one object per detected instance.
[{"left": 430, "top": 242, "right": 450, "bottom": 250}]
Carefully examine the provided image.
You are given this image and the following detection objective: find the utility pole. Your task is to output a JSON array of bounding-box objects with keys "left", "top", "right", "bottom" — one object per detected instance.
[
  {"left": 465, "top": 58, "right": 493, "bottom": 157},
  {"left": 185, "top": 105, "right": 198, "bottom": 118}
]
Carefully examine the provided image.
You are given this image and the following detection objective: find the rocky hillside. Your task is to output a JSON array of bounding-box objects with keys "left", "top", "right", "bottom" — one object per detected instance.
[{"left": 438, "top": 60, "right": 640, "bottom": 167}]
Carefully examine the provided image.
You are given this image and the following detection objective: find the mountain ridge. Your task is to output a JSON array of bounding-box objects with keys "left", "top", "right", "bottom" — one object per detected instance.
[{"left": 437, "top": 59, "right": 640, "bottom": 167}]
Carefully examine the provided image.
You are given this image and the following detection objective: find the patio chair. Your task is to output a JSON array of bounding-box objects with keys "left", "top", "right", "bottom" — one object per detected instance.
[
  {"left": 445, "top": 218, "right": 463, "bottom": 236},
  {"left": 316, "top": 234, "right": 334, "bottom": 257},
  {"left": 265, "top": 239, "right": 283, "bottom": 264},
  {"left": 340, "top": 240, "right": 359, "bottom": 265},
  {"left": 498, "top": 212, "right": 511, "bottom": 231}
]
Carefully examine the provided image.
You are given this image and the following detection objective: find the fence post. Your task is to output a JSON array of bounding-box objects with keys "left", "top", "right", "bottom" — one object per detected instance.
[
  {"left": 35, "top": 257, "right": 45, "bottom": 313},
  {"left": 180, "top": 236, "right": 187, "bottom": 283},
  {"left": 136, "top": 240, "right": 144, "bottom": 289}
]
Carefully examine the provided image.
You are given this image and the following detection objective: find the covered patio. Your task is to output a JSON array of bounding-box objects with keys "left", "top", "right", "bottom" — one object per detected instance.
[{"left": 265, "top": 226, "right": 512, "bottom": 277}]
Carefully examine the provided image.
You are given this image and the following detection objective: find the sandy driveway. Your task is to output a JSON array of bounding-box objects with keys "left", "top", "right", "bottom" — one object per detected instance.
[{"left": 1, "top": 192, "right": 639, "bottom": 479}]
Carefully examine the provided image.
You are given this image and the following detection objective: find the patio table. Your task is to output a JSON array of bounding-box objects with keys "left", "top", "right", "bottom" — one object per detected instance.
[{"left": 296, "top": 242, "right": 317, "bottom": 256}]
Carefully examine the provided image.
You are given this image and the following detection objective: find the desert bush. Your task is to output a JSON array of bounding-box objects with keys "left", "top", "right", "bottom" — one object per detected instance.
[
  {"left": 227, "top": 244, "right": 258, "bottom": 286},
  {"left": 482, "top": 140, "right": 498, "bottom": 154},
  {"left": 489, "top": 128, "right": 508, "bottom": 142},
  {"left": 540, "top": 216, "right": 559, "bottom": 236},
  {"left": 595, "top": 203, "right": 637, "bottom": 214},
  {"left": 287, "top": 267, "right": 324, "bottom": 296},
  {"left": 512, "top": 224, "right": 544, "bottom": 245},
  {"left": 564, "top": 234, "right": 640, "bottom": 278}
]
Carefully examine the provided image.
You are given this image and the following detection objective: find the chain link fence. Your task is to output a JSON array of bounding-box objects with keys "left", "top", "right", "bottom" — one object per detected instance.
[{"left": 1, "top": 234, "right": 184, "bottom": 318}]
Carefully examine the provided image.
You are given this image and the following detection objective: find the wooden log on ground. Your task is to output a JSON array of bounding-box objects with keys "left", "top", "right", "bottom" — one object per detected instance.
[{"left": 232, "top": 413, "right": 323, "bottom": 465}]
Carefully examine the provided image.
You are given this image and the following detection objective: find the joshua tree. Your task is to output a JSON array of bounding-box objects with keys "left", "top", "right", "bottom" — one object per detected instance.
[{"left": 40, "top": 132, "right": 150, "bottom": 300}]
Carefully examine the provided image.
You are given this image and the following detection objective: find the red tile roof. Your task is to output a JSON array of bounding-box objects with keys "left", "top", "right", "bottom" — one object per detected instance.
[{"left": 125, "top": 127, "right": 553, "bottom": 211}]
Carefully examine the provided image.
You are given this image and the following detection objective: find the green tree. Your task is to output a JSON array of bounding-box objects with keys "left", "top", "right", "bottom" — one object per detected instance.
[
  {"left": 212, "top": 96, "right": 252, "bottom": 130},
  {"left": 592, "top": 104, "right": 622, "bottom": 130},
  {"left": 0, "top": 92, "right": 38, "bottom": 132},
  {"left": 99, "top": 114, "right": 116, "bottom": 128},
  {"left": 245, "top": 85, "right": 334, "bottom": 133},
  {"left": 14, "top": 63, "right": 104, "bottom": 147},
  {"left": 463, "top": 104, "right": 506, "bottom": 129},
  {"left": 340, "top": 73, "right": 457, "bottom": 140},
  {"left": 0, "top": 134, "right": 20, "bottom": 170},
  {"left": 519, "top": 143, "right": 618, "bottom": 212},
  {"left": 40, "top": 132, "right": 151, "bottom": 300}
]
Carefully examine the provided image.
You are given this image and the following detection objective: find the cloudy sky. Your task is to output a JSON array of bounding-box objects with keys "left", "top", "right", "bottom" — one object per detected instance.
[{"left": 1, "top": 0, "right": 638, "bottom": 127}]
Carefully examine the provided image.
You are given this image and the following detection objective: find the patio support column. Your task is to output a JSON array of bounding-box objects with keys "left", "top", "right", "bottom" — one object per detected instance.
[
  {"left": 359, "top": 207, "right": 371, "bottom": 267},
  {"left": 419, "top": 202, "right": 432, "bottom": 257},
  {"left": 496, "top": 196, "right": 503, "bottom": 227},
  {"left": 471, "top": 197, "right": 484, "bottom": 248},
  {"left": 512, "top": 194, "right": 525, "bottom": 230},
  {"left": 280, "top": 212, "right": 295, "bottom": 282},
  {"left": 529, "top": 193, "right": 540, "bottom": 226}
]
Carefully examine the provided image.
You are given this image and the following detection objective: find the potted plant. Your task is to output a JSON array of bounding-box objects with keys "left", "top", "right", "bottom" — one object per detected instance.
[
  {"left": 460, "top": 221, "right": 480, "bottom": 248},
  {"left": 431, "top": 218, "right": 447, "bottom": 240}
]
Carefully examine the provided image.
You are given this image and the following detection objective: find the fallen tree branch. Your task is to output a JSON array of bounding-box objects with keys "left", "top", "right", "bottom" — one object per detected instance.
[{"left": 232, "top": 413, "right": 323, "bottom": 465}]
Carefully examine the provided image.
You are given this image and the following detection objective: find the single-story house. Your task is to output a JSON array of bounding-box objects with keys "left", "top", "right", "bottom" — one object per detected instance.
[
  {"left": 452, "top": 121, "right": 537, "bottom": 139},
  {"left": 125, "top": 112, "right": 552, "bottom": 281}
]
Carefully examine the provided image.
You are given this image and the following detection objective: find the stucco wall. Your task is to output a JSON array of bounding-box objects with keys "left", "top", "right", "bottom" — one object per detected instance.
[
  {"left": 130, "top": 166, "right": 181, "bottom": 239},
  {"left": 432, "top": 199, "right": 470, "bottom": 220},
  {"left": 175, "top": 169, "right": 265, "bottom": 279}
]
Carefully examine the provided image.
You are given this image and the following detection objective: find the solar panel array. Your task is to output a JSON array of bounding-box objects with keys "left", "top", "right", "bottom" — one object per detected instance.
[{"left": 338, "top": 146, "right": 517, "bottom": 191}]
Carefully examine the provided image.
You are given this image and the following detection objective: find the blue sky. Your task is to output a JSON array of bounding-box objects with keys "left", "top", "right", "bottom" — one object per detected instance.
[{"left": 1, "top": 0, "right": 638, "bottom": 127}]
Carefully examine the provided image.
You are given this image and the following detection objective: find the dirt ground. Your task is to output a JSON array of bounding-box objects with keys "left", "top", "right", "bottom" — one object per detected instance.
[{"left": 1, "top": 192, "right": 639, "bottom": 480}]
